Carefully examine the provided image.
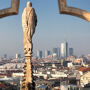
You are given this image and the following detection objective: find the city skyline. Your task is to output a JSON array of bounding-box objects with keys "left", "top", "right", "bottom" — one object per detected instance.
[{"left": 0, "top": 0, "right": 90, "bottom": 57}]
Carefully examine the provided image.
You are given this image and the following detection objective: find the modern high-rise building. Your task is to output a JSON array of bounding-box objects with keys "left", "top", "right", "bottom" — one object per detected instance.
[
  {"left": 60, "top": 42, "right": 68, "bottom": 58},
  {"left": 16, "top": 53, "right": 21, "bottom": 59},
  {"left": 4, "top": 54, "right": 7, "bottom": 59},
  {"left": 16, "top": 53, "right": 18, "bottom": 59},
  {"left": 69, "top": 48, "right": 73, "bottom": 56},
  {"left": 52, "top": 48, "right": 60, "bottom": 59},
  {"left": 45, "top": 50, "right": 51, "bottom": 58},
  {"left": 37, "top": 50, "right": 43, "bottom": 59}
]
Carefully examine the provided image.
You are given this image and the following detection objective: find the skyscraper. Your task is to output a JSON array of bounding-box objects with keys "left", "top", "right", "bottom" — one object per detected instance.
[
  {"left": 4, "top": 54, "right": 7, "bottom": 59},
  {"left": 16, "top": 53, "right": 21, "bottom": 59},
  {"left": 69, "top": 48, "right": 73, "bottom": 56},
  {"left": 45, "top": 50, "right": 51, "bottom": 58},
  {"left": 60, "top": 42, "right": 68, "bottom": 58},
  {"left": 37, "top": 50, "right": 43, "bottom": 59},
  {"left": 52, "top": 48, "right": 60, "bottom": 59}
]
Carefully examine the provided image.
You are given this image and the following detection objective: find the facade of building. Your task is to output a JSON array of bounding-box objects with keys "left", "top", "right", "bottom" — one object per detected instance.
[
  {"left": 45, "top": 50, "right": 51, "bottom": 58},
  {"left": 52, "top": 48, "right": 60, "bottom": 59},
  {"left": 4, "top": 54, "right": 7, "bottom": 59},
  {"left": 37, "top": 50, "right": 43, "bottom": 59},
  {"left": 69, "top": 48, "right": 73, "bottom": 56},
  {"left": 77, "top": 67, "right": 90, "bottom": 87},
  {"left": 16, "top": 53, "right": 21, "bottom": 59},
  {"left": 60, "top": 42, "right": 68, "bottom": 58},
  {"left": 80, "top": 71, "right": 90, "bottom": 87}
]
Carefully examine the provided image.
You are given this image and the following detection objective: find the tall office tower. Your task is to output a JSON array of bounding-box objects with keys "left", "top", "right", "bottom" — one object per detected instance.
[
  {"left": 16, "top": 53, "right": 21, "bottom": 59},
  {"left": 4, "top": 54, "right": 7, "bottom": 59},
  {"left": 52, "top": 48, "right": 60, "bottom": 59},
  {"left": 45, "top": 50, "right": 51, "bottom": 58},
  {"left": 60, "top": 42, "right": 68, "bottom": 58},
  {"left": 18, "top": 54, "right": 21, "bottom": 58},
  {"left": 69, "top": 48, "right": 73, "bottom": 56},
  {"left": 16, "top": 53, "right": 19, "bottom": 59},
  {"left": 37, "top": 50, "right": 43, "bottom": 59}
]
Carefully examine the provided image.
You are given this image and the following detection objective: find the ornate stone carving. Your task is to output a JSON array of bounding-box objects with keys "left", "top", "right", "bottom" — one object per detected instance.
[
  {"left": 0, "top": 0, "right": 19, "bottom": 18},
  {"left": 58, "top": 0, "right": 90, "bottom": 21},
  {"left": 22, "top": 1, "right": 37, "bottom": 57},
  {"left": 22, "top": 1, "right": 37, "bottom": 90}
]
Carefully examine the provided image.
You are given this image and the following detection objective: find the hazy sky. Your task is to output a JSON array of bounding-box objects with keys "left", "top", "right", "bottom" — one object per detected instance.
[{"left": 0, "top": 0, "right": 90, "bottom": 57}]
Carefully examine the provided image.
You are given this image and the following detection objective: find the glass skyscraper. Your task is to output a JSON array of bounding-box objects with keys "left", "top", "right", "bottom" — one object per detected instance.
[
  {"left": 45, "top": 50, "right": 51, "bottom": 58},
  {"left": 52, "top": 48, "right": 60, "bottom": 59},
  {"left": 69, "top": 48, "right": 73, "bottom": 56},
  {"left": 60, "top": 42, "right": 68, "bottom": 58},
  {"left": 37, "top": 50, "right": 43, "bottom": 59}
]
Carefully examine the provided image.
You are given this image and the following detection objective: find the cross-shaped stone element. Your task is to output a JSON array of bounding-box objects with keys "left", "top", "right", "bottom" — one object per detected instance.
[
  {"left": 58, "top": 0, "right": 90, "bottom": 22},
  {"left": 0, "top": 0, "right": 19, "bottom": 18}
]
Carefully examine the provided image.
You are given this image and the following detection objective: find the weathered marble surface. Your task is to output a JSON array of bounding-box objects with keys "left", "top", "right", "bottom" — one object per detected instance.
[
  {"left": 22, "top": 1, "right": 37, "bottom": 56},
  {"left": 0, "top": 0, "right": 19, "bottom": 18},
  {"left": 58, "top": 0, "right": 90, "bottom": 22},
  {"left": 22, "top": 2, "right": 37, "bottom": 90}
]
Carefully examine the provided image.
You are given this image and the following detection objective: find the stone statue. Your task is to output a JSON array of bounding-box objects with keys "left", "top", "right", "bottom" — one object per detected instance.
[
  {"left": 22, "top": 1, "right": 37, "bottom": 56},
  {"left": 22, "top": 2, "right": 37, "bottom": 89}
]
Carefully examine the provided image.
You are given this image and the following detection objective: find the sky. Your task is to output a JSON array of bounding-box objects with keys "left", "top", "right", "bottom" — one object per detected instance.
[{"left": 0, "top": 0, "right": 90, "bottom": 57}]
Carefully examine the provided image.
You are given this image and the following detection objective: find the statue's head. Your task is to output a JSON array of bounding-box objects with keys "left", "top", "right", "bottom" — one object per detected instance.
[{"left": 27, "top": 1, "right": 32, "bottom": 7}]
